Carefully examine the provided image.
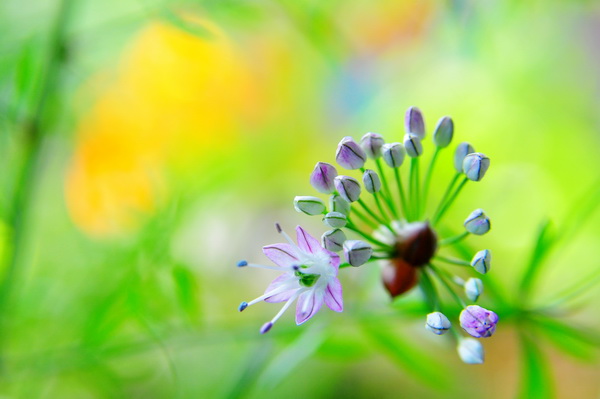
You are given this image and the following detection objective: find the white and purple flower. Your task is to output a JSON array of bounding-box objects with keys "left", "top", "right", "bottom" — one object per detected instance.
[{"left": 238, "top": 224, "right": 343, "bottom": 333}]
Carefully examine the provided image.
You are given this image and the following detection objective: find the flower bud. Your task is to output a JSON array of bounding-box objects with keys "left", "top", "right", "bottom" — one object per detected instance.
[
  {"left": 403, "top": 134, "right": 423, "bottom": 158},
  {"left": 321, "top": 228, "right": 347, "bottom": 252},
  {"left": 343, "top": 240, "right": 373, "bottom": 266},
  {"left": 464, "top": 209, "right": 491, "bottom": 235},
  {"left": 432, "top": 116, "right": 454, "bottom": 148},
  {"left": 471, "top": 249, "right": 491, "bottom": 274},
  {"left": 457, "top": 338, "right": 484, "bottom": 364},
  {"left": 335, "top": 136, "right": 367, "bottom": 170},
  {"left": 293, "top": 196, "right": 326, "bottom": 215},
  {"left": 405, "top": 106, "right": 425, "bottom": 139},
  {"left": 362, "top": 169, "right": 381, "bottom": 193},
  {"left": 334, "top": 175, "right": 361, "bottom": 202},
  {"left": 323, "top": 212, "right": 347, "bottom": 228},
  {"left": 329, "top": 194, "right": 350, "bottom": 215},
  {"left": 463, "top": 152, "right": 490, "bottom": 182},
  {"left": 460, "top": 305, "right": 499, "bottom": 338},
  {"left": 310, "top": 162, "right": 337, "bottom": 193},
  {"left": 464, "top": 278, "right": 484, "bottom": 302},
  {"left": 425, "top": 312, "right": 451, "bottom": 335},
  {"left": 454, "top": 142, "right": 475, "bottom": 173},
  {"left": 382, "top": 142, "right": 405, "bottom": 168},
  {"left": 360, "top": 132, "right": 385, "bottom": 159}
]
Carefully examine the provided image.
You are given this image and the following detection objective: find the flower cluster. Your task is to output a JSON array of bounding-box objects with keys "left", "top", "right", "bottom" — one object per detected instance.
[{"left": 238, "top": 106, "right": 498, "bottom": 364}]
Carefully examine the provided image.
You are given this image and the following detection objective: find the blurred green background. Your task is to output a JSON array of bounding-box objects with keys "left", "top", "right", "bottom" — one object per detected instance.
[{"left": 0, "top": 0, "right": 599, "bottom": 397}]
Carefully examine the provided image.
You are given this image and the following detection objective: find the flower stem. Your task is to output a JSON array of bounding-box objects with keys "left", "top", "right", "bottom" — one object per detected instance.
[
  {"left": 345, "top": 222, "right": 393, "bottom": 250},
  {"left": 432, "top": 176, "right": 468, "bottom": 226},
  {"left": 434, "top": 255, "right": 471, "bottom": 267},
  {"left": 375, "top": 158, "right": 398, "bottom": 219},
  {"left": 393, "top": 168, "right": 409, "bottom": 220},
  {"left": 409, "top": 158, "right": 420, "bottom": 221},
  {"left": 421, "top": 147, "right": 440, "bottom": 219},
  {"left": 439, "top": 231, "right": 470, "bottom": 246},
  {"left": 350, "top": 207, "right": 379, "bottom": 229},
  {"left": 357, "top": 198, "right": 394, "bottom": 233},
  {"left": 428, "top": 264, "right": 467, "bottom": 308}
]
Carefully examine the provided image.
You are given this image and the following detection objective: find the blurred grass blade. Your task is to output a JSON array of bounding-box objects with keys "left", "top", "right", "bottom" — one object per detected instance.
[
  {"left": 518, "top": 219, "right": 556, "bottom": 302},
  {"left": 222, "top": 342, "right": 273, "bottom": 399},
  {"left": 534, "top": 316, "right": 600, "bottom": 362},
  {"left": 256, "top": 324, "right": 327, "bottom": 390},
  {"left": 160, "top": 9, "right": 213, "bottom": 39},
  {"left": 172, "top": 264, "right": 201, "bottom": 323},
  {"left": 361, "top": 320, "right": 451, "bottom": 389},
  {"left": 518, "top": 332, "right": 555, "bottom": 399}
]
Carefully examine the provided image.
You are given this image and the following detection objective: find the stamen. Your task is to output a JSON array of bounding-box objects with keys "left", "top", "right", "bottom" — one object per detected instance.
[
  {"left": 275, "top": 223, "right": 300, "bottom": 250},
  {"left": 270, "top": 289, "right": 305, "bottom": 324},
  {"left": 246, "top": 263, "right": 287, "bottom": 271},
  {"left": 238, "top": 301, "right": 248, "bottom": 312},
  {"left": 260, "top": 322, "right": 273, "bottom": 334},
  {"left": 237, "top": 260, "right": 248, "bottom": 267},
  {"left": 246, "top": 282, "right": 297, "bottom": 306}
]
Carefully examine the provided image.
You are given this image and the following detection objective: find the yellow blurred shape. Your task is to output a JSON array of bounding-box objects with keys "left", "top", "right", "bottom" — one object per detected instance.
[{"left": 66, "top": 20, "right": 257, "bottom": 236}]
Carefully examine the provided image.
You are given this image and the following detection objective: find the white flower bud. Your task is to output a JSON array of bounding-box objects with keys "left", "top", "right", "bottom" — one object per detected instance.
[
  {"left": 471, "top": 249, "right": 491, "bottom": 274},
  {"left": 403, "top": 133, "right": 423, "bottom": 158},
  {"left": 323, "top": 212, "right": 347, "bottom": 228},
  {"left": 343, "top": 240, "right": 373, "bottom": 266},
  {"left": 457, "top": 338, "right": 484, "bottom": 364},
  {"left": 360, "top": 132, "right": 385, "bottom": 159},
  {"left": 382, "top": 142, "right": 405, "bottom": 168},
  {"left": 293, "top": 196, "right": 326, "bottom": 215},
  {"left": 405, "top": 106, "right": 425, "bottom": 139},
  {"left": 432, "top": 116, "right": 454, "bottom": 148},
  {"left": 329, "top": 194, "right": 350, "bottom": 215},
  {"left": 321, "top": 229, "right": 346, "bottom": 252},
  {"left": 464, "top": 209, "right": 491, "bottom": 235},
  {"left": 464, "top": 278, "right": 484, "bottom": 302},
  {"left": 362, "top": 169, "right": 381, "bottom": 193},
  {"left": 454, "top": 142, "right": 475, "bottom": 173},
  {"left": 463, "top": 152, "right": 490, "bottom": 182},
  {"left": 425, "top": 312, "right": 451, "bottom": 335},
  {"left": 334, "top": 175, "right": 361, "bottom": 202}
]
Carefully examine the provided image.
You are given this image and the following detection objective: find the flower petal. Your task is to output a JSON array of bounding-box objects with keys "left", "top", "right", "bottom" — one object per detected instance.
[
  {"left": 324, "top": 278, "right": 343, "bottom": 312},
  {"left": 328, "top": 251, "right": 340, "bottom": 270},
  {"left": 262, "top": 243, "right": 299, "bottom": 267},
  {"left": 264, "top": 274, "right": 298, "bottom": 303},
  {"left": 295, "top": 290, "right": 324, "bottom": 325},
  {"left": 295, "top": 226, "right": 324, "bottom": 255}
]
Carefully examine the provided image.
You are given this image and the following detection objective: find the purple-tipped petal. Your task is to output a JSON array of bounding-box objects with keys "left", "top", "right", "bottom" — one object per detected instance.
[
  {"left": 324, "top": 278, "right": 343, "bottom": 312},
  {"left": 296, "top": 226, "right": 324, "bottom": 255},
  {"left": 460, "top": 305, "right": 499, "bottom": 338},
  {"left": 310, "top": 162, "right": 338, "bottom": 193},
  {"left": 405, "top": 106, "right": 425, "bottom": 138},
  {"left": 264, "top": 274, "right": 297, "bottom": 303},
  {"left": 263, "top": 243, "right": 299, "bottom": 267},
  {"left": 327, "top": 250, "right": 341, "bottom": 270},
  {"left": 296, "top": 290, "right": 324, "bottom": 325},
  {"left": 335, "top": 137, "right": 367, "bottom": 170}
]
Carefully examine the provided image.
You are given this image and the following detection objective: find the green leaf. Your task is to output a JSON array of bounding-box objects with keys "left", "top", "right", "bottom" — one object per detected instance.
[
  {"left": 518, "top": 219, "right": 556, "bottom": 302},
  {"left": 535, "top": 317, "right": 600, "bottom": 362},
  {"left": 518, "top": 332, "right": 555, "bottom": 399},
  {"left": 360, "top": 320, "right": 451, "bottom": 389}
]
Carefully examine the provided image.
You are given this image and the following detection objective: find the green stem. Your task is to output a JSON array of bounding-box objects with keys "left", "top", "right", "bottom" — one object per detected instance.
[
  {"left": 421, "top": 147, "right": 440, "bottom": 219},
  {"left": 357, "top": 198, "right": 392, "bottom": 232},
  {"left": 432, "top": 177, "right": 468, "bottom": 226},
  {"left": 434, "top": 255, "right": 471, "bottom": 267},
  {"left": 428, "top": 264, "right": 467, "bottom": 308},
  {"left": 431, "top": 173, "right": 460, "bottom": 221},
  {"left": 350, "top": 207, "right": 378, "bottom": 229},
  {"left": 439, "top": 231, "right": 470, "bottom": 246},
  {"left": 0, "top": 0, "right": 72, "bottom": 367},
  {"left": 345, "top": 223, "right": 392, "bottom": 250},
  {"left": 375, "top": 159, "right": 398, "bottom": 219},
  {"left": 393, "top": 168, "right": 409, "bottom": 220},
  {"left": 373, "top": 192, "right": 391, "bottom": 223},
  {"left": 409, "top": 158, "right": 420, "bottom": 221}
]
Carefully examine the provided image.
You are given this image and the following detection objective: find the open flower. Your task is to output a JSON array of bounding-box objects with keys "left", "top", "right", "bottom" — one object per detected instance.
[{"left": 238, "top": 225, "right": 343, "bottom": 333}]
